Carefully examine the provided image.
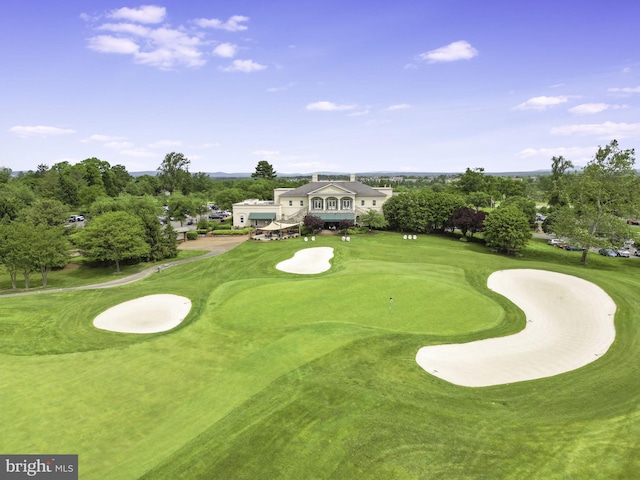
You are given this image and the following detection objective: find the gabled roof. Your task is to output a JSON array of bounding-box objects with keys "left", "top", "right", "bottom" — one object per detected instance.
[{"left": 280, "top": 181, "right": 386, "bottom": 197}]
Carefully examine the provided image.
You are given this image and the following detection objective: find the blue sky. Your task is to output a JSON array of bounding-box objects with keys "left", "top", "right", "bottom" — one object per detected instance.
[{"left": 2, "top": 1, "right": 640, "bottom": 174}]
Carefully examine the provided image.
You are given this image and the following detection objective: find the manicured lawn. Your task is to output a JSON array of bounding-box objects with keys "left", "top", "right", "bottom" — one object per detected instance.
[
  {"left": 1, "top": 232, "right": 639, "bottom": 479},
  {"left": 0, "top": 249, "right": 205, "bottom": 292}
]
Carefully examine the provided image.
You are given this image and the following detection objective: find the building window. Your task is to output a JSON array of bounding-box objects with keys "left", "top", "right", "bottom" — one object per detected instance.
[
  {"left": 361, "top": 200, "right": 365, "bottom": 206},
  {"left": 312, "top": 197, "right": 323, "bottom": 210},
  {"left": 372, "top": 200, "right": 377, "bottom": 206},
  {"left": 288, "top": 200, "right": 293, "bottom": 206},
  {"left": 240, "top": 215, "right": 245, "bottom": 223},
  {"left": 300, "top": 200, "right": 304, "bottom": 206},
  {"left": 327, "top": 197, "right": 338, "bottom": 210},
  {"left": 341, "top": 198, "right": 352, "bottom": 209}
]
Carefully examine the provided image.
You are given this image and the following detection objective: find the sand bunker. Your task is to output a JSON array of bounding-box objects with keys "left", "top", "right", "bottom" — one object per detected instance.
[
  {"left": 93, "top": 294, "right": 192, "bottom": 334},
  {"left": 416, "top": 269, "right": 616, "bottom": 387},
  {"left": 276, "top": 247, "right": 334, "bottom": 274}
]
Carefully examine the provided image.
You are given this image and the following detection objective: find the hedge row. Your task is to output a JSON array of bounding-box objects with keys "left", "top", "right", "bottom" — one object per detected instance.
[{"left": 212, "top": 228, "right": 252, "bottom": 236}]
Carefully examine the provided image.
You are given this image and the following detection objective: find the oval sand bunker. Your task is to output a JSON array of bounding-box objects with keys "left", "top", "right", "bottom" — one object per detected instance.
[{"left": 93, "top": 294, "right": 192, "bottom": 333}]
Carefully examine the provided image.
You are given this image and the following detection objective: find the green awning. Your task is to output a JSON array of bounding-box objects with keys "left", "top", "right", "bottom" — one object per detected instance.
[
  {"left": 248, "top": 212, "right": 277, "bottom": 220},
  {"left": 315, "top": 213, "right": 355, "bottom": 221}
]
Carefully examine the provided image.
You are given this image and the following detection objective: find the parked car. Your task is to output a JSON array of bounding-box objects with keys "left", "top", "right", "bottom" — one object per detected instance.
[
  {"left": 599, "top": 248, "right": 617, "bottom": 257},
  {"left": 547, "top": 238, "right": 563, "bottom": 246},
  {"left": 76, "top": 215, "right": 85, "bottom": 222},
  {"left": 564, "top": 245, "right": 584, "bottom": 251},
  {"left": 616, "top": 249, "right": 631, "bottom": 258}
]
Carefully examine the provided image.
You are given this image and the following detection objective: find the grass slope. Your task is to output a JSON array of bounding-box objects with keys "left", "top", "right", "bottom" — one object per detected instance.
[{"left": 1, "top": 233, "right": 639, "bottom": 479}]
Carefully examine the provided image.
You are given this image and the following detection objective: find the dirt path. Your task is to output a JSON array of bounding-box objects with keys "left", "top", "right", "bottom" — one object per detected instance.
[{"left": 0, "top": 235, "right": 249, "bottom": 298}]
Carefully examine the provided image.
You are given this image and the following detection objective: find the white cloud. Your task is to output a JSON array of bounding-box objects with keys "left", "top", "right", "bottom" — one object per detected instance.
[
  {"left": 88, "top": 35, "right": 139, "bottom": 54},
  {"left": 568, "top": 103, "right": 627, "bottom": 115},
  {"left": 120, "top": 148, "right": 157, "bottom": 158},
  {"left": 419, "top": 40, "right": 478, "bottom": 63},
  {"left": 192, "top": 142, "right": 221, "bottom": 148},
  {"left": 386, "top": 104, "right": 411, "bottom": 111},
  {"left": 108, "top": 5, "right": 166, "bottom": 24},
  {"left": 104, "top": 141, "right": 134, "bottom": 150},
  {"left": 82, "top": 134, "right": 126, "bottom": 142},
  {"left": 213, "top": 43, "right": 238, "bottom": 58},
  {"left": 252, "top": 150, "right": 280, "bottom": 156},
  {"left": 608, "top": 85, "right": 640, "bottom": 94},
  {"left": 82, "top": 134, "right": 135, "bottom": 151},
  {"left": 98, "top": 22, "right": 150, "bottom": 36},
  {"left": 551, "top": 121, "right": 640, "bottom": 139},
  {"left": 220, "top": 59, "right": 266, "bottom": 72},
  {"left": 347, "top": 109, "right": 370, "bottom": 117},
  {"left": 85, "top": 8, "right": 258, "bottom": 70},
  {"left": 517, "top": 146, "right": 596, "bottom": 160},
  {"left": 284, "top": 161, "right": 323, "bottom": 170},
  {"left": 306, "top": 101, "right": 356, "bottom": 111},
  {"left": 514, "top": 96, "right": 568, "bottom": 110},
  {"left": 194, "top": 15, "right": 249, "bottom": 31},
  {"left": 88, "top": 26, "right": 205, "bottom": 69},
  {"left": 9, "top": 125, "right": 76, "bottom": 138},
  {"left": 149, "top": 140, "right": 184, "bottom": 149},
  {"left": 267, "top": 82, "right": 295, "bottom": 92}
]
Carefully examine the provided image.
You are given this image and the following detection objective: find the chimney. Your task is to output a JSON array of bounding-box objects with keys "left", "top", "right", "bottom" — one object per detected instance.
[
  {"left": 350, "top": 173, "right": 356, "bottom": 182},
  {"left": 312, "top": 173, "right": 318, "bottom": 182}
]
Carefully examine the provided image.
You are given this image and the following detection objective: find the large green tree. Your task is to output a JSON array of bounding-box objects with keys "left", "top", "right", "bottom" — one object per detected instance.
[
  {"left": 251, "top": 160, "right": 277, "bottom": 180},
  {"left": 73, "top": 211, "right": 150, "bottom": 272},
  {"left": 0, "top": 167, "right": 11, "bottom": 184},
  {"left": 0, "top": 223, "right": 34, "bottom": 288},
  {"left": 157, "top": 152, "right": 191, "bottom": 194},
  {"left": 383, "top": 190, "right": 465, "bottom": 233},
  {"left": 548, "top": 155, "right": 574, "bottom": 206},
  {"left": 166, "top": 193, "right": 198, "bottom": 226},
  {"left": 551, "top": 140, "right": 637, "bottom": 265},
  {"left": 87, "top": 195, "right": 177, "bottom": 262},
  {"left": 499, "top": 196, "right": 537, "bottom": 225},
  {"left": 19, "top": 198, "right": 69, "bottom": 228},
  {"left": 359, "top": 209, "right": 388, "bottom": 231},
  {"left": 31, "top": 224, "right": 70, "bottom": 286},
  {"left": 483, "top": 206, "right": 531, "bottom": 255}
]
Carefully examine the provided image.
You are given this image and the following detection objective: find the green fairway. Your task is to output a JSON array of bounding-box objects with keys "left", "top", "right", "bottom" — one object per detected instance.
[{"left": 1, "top": 232, "right": 639, "bottom": 479}]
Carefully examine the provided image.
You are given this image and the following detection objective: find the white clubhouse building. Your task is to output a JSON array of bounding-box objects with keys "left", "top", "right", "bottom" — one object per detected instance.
[{"left": 232, "top": 174, "right": 393, "bottom": 229}]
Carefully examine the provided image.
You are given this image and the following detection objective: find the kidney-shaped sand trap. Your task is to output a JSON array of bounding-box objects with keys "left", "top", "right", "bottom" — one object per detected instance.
[
  {"left": 416, "top": 269, "right": 616, "bottom": 387},
  {"left": 93, "top": 294, "right": 192, "bottom": 334},
  {"left": 276, "top": 247, "right": 334, "bottom": 274}
]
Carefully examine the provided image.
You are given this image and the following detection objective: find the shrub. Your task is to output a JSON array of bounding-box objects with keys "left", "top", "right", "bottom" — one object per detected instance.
[
  {"left": 212, "top": 228, "right": 250, "bottom": 236},
  {"left": 186, "top": 231, "right": 198, "bottom": 240},
  {"left": 214, "top": 223, "right": 232, "bottom": 230},
  {"left": 197, "top": 218, "right": 209, "bottom": 230}
]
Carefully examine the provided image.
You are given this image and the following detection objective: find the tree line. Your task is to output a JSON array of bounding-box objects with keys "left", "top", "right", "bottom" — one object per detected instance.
[{"left": 1, "top": 141, "right": 638, "bottom": 289}]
